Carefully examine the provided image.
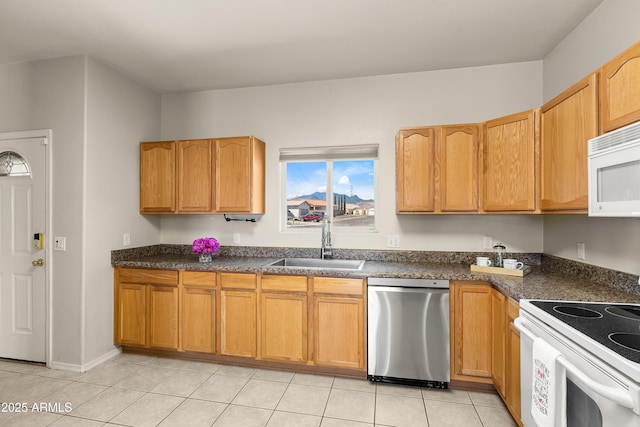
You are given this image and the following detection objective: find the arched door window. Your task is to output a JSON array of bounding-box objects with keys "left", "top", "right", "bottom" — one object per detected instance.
[{"left": 0, "top": 151, "right": 31, "bottom": 177}]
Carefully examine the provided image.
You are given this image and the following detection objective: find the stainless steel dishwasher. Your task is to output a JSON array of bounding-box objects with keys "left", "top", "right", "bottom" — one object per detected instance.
[{"left": 367, "top": 277, "right": 450, "bottom": 388}]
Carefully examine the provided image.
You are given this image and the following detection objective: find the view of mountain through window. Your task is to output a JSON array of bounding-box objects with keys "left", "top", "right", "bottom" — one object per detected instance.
[{"left": 285, "top": 160, "right": 375, "bottom": 230}]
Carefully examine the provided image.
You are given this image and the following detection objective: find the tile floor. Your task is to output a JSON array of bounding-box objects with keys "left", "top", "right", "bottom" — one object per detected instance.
[{"left": 0, "top": 354, "right": 517, "bottom": 426}]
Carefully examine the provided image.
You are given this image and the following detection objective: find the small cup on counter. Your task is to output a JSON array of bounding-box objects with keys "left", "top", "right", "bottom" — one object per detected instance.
[
  {"left": 503, "top": 259, "right": 524, "bottom": 270},
  {"left": 476, "top": 256, "right": 492, "bottom": 267}
]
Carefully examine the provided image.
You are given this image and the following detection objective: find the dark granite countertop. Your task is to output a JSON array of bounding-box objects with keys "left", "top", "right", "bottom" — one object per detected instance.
[{"left": 112, "top": 245, "right": 640, "bottom": 304}]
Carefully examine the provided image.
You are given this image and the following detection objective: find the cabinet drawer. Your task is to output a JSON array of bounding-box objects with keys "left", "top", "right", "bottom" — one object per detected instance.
[
  {"left": 183, "top": 271, "right": 217, "bottom": 287},
  {"left": 220, "top": 272, "right": 257, "bottom": 290},
  {"left": 261, "top": 275, "right": 308, "bottom": 292},
  {"left": 118, "top": 268, "right": 178, "bottom": 286},
  {"left": 313, "top": 277, "right": 364, "bottom": 296}
]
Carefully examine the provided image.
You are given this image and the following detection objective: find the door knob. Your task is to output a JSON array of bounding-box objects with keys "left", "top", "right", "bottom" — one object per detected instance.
[{"left": 32, "top": 258, "right": 45, "bottom": 267}]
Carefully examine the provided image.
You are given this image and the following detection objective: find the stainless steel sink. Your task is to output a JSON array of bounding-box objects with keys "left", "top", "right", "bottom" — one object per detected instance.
[{"left": 267, "top": 258, "right": 365, "bottom": 270}]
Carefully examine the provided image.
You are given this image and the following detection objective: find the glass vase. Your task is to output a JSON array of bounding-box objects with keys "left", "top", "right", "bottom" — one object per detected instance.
[{"left": 199, "top": 253, "right": 213, "bottom": 263}]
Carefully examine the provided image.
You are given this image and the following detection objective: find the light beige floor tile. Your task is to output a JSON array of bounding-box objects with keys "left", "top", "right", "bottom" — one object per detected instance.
[
  {"left": 151, "top": 368, "right": 211, "bottom": 397},
  {"left": 180, "top": 360, "right": 222, "bottom": 373},
  {"left": 50, "top": 415, "right": 105, "bottom": 426},
  {"left": 232, "top": 379, "right": 288, "bottom": 409},
  {"left": 468, "top": 390, "right": 504, "bottom": 407},
  {"left": 111, "top": 352, "right": 155, "bottom": 365},
  {"left": 191, "top": 373, "right": 250, "bottom": 403},
  {"left": 424, "top": 400, "right": 483, "bottom": 427},
  {"left": 75, "top": 361, "right": 139, "bottom": 386},
  {"left": 71, "top": 387, "right": 144, "bottom": 422},
  {"left": 276, "top": 383, "right": 330, "bottom": 416},
  {"left": 267, "top": 411, "right": 321, "bottom": 427},
  {"left": 375, "top": 393, "right": 428, "bottom": 427},
  {"left": 0, "top": 361, "right": 49, "bottom": 375},
  {"left": 475, "top": 404, "right": 518, "bottom": 427},
  {"left": 332, "top": 377, "right": 376, "bottom": 393},
  {"left": 9, "top": 376, "right": 73, "bottom": 403},
  {"left": 216, "top": 364, "right": 257, "bottom": 378},
  {"left": 158, "top": 398, "right": 227, "bottom": 426},
  {"left": 44, "top": 381, "right": 108, "bottom": 413},
  {"left": 253, "top": 368, "right": 295, "bottom": 383},
  {"left": 112, "top": 365, "right": 175, "bottom": 392},
  {"left": 39, "top": 368, "right": 86, "bottom": 381},
  {"left": 147, "top": 356, "right": 190, "bottom": 370},
  {"left": 111, "top": 392, "right": 184, "bottom": 427},
  {"left": 320, "top": 418, "right": 373, "bottom": 427},
  {"left": 376, "top": 382, "right": 423, "bottom": 398},
  {"left": 291, "top": 372, "right": 334, "bottom": 387},
  {"left": 422, "top": 387, "right": 472, "bottom": 404},
  {"left": 324, "top": 388, "right": 375, "bottom": 424},
  {"left": 2, "top": 410, "right": 62, "bottom": 426},
  {"left": 213, "top": 404, "right": 272, "bottom": 427}
]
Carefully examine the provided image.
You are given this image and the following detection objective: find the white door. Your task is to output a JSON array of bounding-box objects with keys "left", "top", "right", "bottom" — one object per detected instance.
[{"left": 0, "top": 136, "right": 46, "bottom": 362}]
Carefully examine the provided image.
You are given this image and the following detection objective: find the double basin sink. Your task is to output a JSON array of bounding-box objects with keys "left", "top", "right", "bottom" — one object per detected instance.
[{"left": 267, "top": 257, "right": 365, "bottom": 271}]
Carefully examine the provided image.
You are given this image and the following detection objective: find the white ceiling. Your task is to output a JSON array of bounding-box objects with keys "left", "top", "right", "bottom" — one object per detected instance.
[{"left": 0, "top": 0, "right": 603, "bottom": 93}]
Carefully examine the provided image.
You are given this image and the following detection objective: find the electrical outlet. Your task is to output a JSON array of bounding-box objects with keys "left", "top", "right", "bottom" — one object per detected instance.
[
  {"left": 123, "top": 233, "right": 131, "bottom": 246},
  {"left": 387, "top": 235, "right": 400, "bottom": 248},
  {"left": 577, "top": 242, "right": 585, "bottom": 260},
  {"left": 483, "top": 236, "right": 493, "bottom": 249},
  {"left": 54, "top": 237, "right": 66, "bottom": 251},
  {"left": 233, "top": 233, "right": 240, "bottom": 244}
]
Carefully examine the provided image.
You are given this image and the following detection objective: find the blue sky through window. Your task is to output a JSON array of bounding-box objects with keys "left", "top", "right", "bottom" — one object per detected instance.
[{"left": 286, "top": 160, "right": 374, "bottom": 200}]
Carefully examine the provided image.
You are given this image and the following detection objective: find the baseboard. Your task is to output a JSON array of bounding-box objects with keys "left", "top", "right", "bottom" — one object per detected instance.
[{"left": 49, "top": 347, "right": 122, "bottom": 373}]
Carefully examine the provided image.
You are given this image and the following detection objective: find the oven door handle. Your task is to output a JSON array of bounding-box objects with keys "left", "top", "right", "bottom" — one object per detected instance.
[{"left": 515, "top": 316, "right": 640, "bottom": 415}]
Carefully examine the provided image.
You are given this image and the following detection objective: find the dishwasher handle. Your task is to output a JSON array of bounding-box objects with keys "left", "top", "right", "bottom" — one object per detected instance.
[{"left": 367, "top": 277, "right": 449, "bottom": 289}]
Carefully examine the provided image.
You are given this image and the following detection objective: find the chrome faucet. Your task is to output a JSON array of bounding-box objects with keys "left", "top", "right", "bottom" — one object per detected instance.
[{"left": 320, "top": 217, "right": 333, "bottom": 259}]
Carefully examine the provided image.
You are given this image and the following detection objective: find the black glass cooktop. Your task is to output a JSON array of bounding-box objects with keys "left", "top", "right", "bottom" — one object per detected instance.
[{"left": 530, "top": 300, "right": 640, "bottom": 365}]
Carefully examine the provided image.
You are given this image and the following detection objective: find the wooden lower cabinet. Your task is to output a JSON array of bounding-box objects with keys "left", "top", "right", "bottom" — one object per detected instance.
[
  {"left": 260, "top": 275, "right": 308, "bottom": 363},
  {"left": 219, "top": 272, "right": 258, "bottom": 358},
  {"left": 506, "top": 298, "right": 523, "bottom": 426},
  {"left": 148, "top": 285, "right": 179, "bottom": 350},
  {"left": 491, "top": 288, "right": 507, "bottom": 397},
  {"left": 313, "top": 277, "right": 365, "bottom": 370},
  {"left": 182, "top": 271, "right": 217, "bottom": 353},
  {"left": 116, "top": 283, "right": 146, "bottom": 346},
  {"left": 451, "top": 281, "right": 493, "bottom": 382}
]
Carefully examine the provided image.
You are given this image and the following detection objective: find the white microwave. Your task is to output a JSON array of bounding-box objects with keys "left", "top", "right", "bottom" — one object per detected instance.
[{"left": 589, "top": 120, "right": 640, "bottom": 217}]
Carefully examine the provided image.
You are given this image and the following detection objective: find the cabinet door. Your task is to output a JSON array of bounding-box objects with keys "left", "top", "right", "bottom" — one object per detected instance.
[
  {"left": 541, "top": 74, "right": 597, "bottom": 212},
  {"left": 438, "top": 125, "right": 480, "bottom": 212},
  {"left": 148, "top": 285, "right": 179, "bottom": 350},
  {"left": 491, "top": 288, "right": 507, "bottom": 398},
  {"left": 451, "top": 282, "right": 492, "bottom": 382},
  {"left": 140, "top": 141, "right": 175, "bottom": 213},
  {"left": 483, "top": 110, "right": 538, "bottom": 212},
  {"left": 260, "top": 292, "right": 308, "bottom": 363},
  {"left": 177, "top": 139, "right": 213, "bottom": 213},
  {"left": 220, "top": 290, "right": 257, "bottom": 357},
  {"left": 215, "top": 137, "right": 265, "bottom": 213},
  {"left": 182, "top": 286, "right": 216, "bottom": 353},
  {"left": 313, "top": 295, "right": 364, "bottom": 370},
  {"left": 396, "top": 127, "right": 436, "bottom": 213},
  {"left": 600, "top": 41, "right": 640, "bottom": 133},
  {"left": 506, "top": 298, "right": 522, "bottom": 425},
  {"left": 116, "top": 283, "right": 146, "bottom": 346}
]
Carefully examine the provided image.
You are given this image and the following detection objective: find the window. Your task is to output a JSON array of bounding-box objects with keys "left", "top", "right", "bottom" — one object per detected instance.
[
  {"left": 0, "top": 151, "right": 30, "bottom": 177},
  {"left": 280, "top": 145, "right": 378, "bottom": 231}
]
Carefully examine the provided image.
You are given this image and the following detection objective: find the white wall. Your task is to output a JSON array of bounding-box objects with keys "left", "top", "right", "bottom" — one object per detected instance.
[
  {"left": 0, "top": 62, "right": 32, "bottom": 132},
  {"left": 542, "top": 0, "right": 640, "bottom": 275},
  {"left": 30, "top": 56, "right": 87, "bottom": 365},
  {"left": 84, "top": 57, "right": 161, "bottom": 365},
  {"left": 160, "top": 62, "right": 544, "bottom": 253}
]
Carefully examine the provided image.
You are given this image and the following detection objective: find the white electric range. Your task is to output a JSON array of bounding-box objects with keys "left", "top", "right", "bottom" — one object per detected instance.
[{"left": 516, "top": 299, "right": 640, "bottom": 427}]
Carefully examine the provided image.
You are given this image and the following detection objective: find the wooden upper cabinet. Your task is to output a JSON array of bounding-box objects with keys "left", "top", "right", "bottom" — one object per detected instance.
[
  {"left": 600, "top": 41, "right": 640, "bottom": 133},
  {"left": 140, "top": 136, "right": 265, "bottom": 214},
  {"left": 177, "top": 139, "right": 213, "bottom": 213},
  {"left": 438, "top": 125, "right": 480, "bottom": 212},
  {"left": 541, "top": 73, "right": 597, "bottom": 213},
  {"left": 396, "top": 127, "right": 436, "bottom": 213},
  {"left": 215, "top": 136, "right": 266, "bottom": 214},
  {"left": 140, "top": 141, "right": 175, "bottom": 213},
  {"left": 483, "top": 109, "right": 539, "bottom": 212}
]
